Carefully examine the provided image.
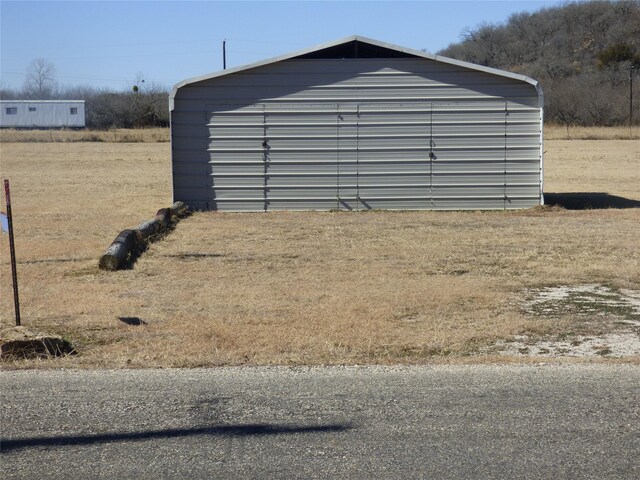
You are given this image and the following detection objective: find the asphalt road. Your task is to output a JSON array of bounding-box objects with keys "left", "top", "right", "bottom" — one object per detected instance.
[{"left": 1, "top": 365, "right": 638, "bottom": 479}]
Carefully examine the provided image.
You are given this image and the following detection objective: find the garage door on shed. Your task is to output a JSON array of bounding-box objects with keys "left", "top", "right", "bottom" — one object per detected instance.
[{"left": 207, "top": 102, "right": 540, "bottom": 211}]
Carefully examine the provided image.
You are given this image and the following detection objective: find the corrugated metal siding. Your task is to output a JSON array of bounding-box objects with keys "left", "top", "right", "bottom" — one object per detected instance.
[
  {"left": 172, "top": 58, "right": 541, "bottom": 211},
  {"left": 0, "top": 101, "right": 85, "bottom": 128}
]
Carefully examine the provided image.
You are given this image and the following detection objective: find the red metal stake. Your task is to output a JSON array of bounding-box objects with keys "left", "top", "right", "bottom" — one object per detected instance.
[{"left": 4, "top": 179, "right": 21, "bottom": 326}]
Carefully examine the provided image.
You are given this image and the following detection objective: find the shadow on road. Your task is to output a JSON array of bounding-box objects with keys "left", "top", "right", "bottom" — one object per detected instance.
[
  {"left": 545, "top": 192, "right": 640, "bottom": 209},
  {"left": 1, "top": 423, "right": 352, "bottom": 452}
]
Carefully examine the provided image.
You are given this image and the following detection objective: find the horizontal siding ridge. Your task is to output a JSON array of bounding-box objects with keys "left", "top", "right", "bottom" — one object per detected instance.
[
  {"left": 206, "top": 120, "right": 539, "bottom": 127},
  {"left": 213, "top": 194, "right": 540, "bottom": 201},
  {"left": 208, "top": 159, "right": 540, "bottom": 165},
  {"left": 212, "top": 182, "right": 540, "bottom": 189},
  {"left": 207, "top": 106, "right": 537, "bottom": 114},
  {"left": 209, "top": 133, "right": 540, "bottom": 140},
  {"left": 208, "top": 145, "right": 535, "bottom": 152},
  {"left": 207, "top": 174, "right": 541, "bottom": 180}
]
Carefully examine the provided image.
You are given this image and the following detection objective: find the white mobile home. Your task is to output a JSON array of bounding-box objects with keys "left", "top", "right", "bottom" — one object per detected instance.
[
  {"left": 171, "top": 36, "right": 543, "bottom": 211},
  {"left": 0, "top": 100, "right": 85, "bottom": 128}
]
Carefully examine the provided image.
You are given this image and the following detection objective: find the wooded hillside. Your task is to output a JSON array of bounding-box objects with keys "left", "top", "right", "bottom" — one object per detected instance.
[{"left": 437, "top": 0, "right": 640, "bottom": 126}]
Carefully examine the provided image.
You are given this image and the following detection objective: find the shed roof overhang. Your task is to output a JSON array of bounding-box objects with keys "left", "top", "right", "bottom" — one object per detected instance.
[{"left": 170, "top": 35, "right": 542, "bottom": 110}]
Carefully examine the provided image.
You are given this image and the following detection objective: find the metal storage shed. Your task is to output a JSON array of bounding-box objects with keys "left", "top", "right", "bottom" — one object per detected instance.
[
  {"left": 0, "top": 100, "right": 85, "bottom": 128},
  {"left": 171, "top": 36, "right": 543, "bottom": 211}
]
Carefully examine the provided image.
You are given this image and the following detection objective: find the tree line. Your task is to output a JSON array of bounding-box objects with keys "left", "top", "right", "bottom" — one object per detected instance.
[
  {"left": 437, "top": 0, "right": 640, "bottom": 126},
  {"left": 1, "top": 59, "right": 169, "bottom": 129}
]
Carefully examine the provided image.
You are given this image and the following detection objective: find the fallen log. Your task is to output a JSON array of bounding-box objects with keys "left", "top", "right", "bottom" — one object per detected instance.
[
  {"left": 99, "top": 202, "right": 190, "bottom": 271},
  {"left": 135, "top": 219, "right": 159, "bottom": 243},
  {"left": 170, "top": 201, "right": 188, "bottom": 218},
  {"left": 155, "top": 208, "right": 172, "bottom": 227},
  {"left": 99, "top": 229, "right": 137, "bottom": 271}
]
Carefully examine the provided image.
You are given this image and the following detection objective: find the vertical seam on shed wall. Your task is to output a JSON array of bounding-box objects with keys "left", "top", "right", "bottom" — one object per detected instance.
[
  {"left": 429, "top": 103, "right": 434, "bottom": 208},
  {"left": 336, "top": 104, "right": 341, "bottom": 209},
  {"left": 356, "top": 104, "right": 360, "bottom": 211},
  {"left": 504, "top": 101, "right": 508, "bottom": 210},
  {"left": 539, "top": 92, "right": 545, "bottom": 205},
  {"left": 263, "top": 105, "right": 268, "bottom": 212}
]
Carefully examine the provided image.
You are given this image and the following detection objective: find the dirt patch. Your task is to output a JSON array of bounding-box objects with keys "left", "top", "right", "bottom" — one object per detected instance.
[{"left": 1, "top": 326, "right": 77, "bottom": 360}]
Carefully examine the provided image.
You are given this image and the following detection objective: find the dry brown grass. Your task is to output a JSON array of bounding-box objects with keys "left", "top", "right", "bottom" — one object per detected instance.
[
  {"left": 0, "top": 125, "right": 640, "bottom": 143},
  {"left": 2, "top": 125, "right": 635, "bottom": 142},
  {"left": 543, "top": 137, "right": 640, "bottom": 199},
  {"left": 0, "top": 128, "right": 169, "bottom": 143},
  {"left": 544, "top": 124, "right": 640, "bottom": 140},
  {"left": 1, "top": 135, "right": 639, "bottom": 368}
]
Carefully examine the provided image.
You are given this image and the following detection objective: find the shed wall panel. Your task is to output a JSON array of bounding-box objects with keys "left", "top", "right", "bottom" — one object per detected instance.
[{"left": 172, "top": 58, "right": 542, "bottom": 211}]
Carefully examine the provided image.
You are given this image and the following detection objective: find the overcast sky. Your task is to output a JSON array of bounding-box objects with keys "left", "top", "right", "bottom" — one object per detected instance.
[{"left": 1, "top": 0, "right": 562, "bottom": 92}]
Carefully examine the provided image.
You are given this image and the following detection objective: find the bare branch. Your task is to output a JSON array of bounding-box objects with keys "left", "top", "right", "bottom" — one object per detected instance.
[{"left": 23, "top": 58, "right": 57, "bottom": 99}]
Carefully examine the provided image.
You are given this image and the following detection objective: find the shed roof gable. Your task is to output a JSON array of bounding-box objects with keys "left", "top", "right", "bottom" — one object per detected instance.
[
  {"left": 171, "top": 35, "right": 541, "bottom": 109},
  {"left": 293, "top": 39, "right": 420, "bottom": 59}
]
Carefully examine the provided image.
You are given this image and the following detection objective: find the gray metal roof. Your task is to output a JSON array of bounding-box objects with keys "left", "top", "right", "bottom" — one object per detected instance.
[{"left": 170, "top": 35, "right": 541, "bottom": 109}]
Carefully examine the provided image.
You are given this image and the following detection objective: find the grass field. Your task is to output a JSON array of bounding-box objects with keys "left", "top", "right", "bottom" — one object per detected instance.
[
  {"left": 1, "top": 125, "right": 638, "bottom": 143},
  {"left": 0, "top": 127, "right": 169, "bottom": 143},
  {"left": 1, "top": 130, "right": 639, "bottom": 368},
  {"left": 544, "top": 125, "right": 639, "bottom": 140}
]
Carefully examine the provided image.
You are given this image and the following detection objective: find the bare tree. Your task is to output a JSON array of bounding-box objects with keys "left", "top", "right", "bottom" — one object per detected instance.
[
  {"left": 23, "top": 58, "right": 57, "bottom": 99},
  {"left": 128, "top": 73, "right": 168, "bottom": 127}
]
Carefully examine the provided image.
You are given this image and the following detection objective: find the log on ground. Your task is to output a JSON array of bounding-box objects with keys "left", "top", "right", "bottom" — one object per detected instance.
[
  {"left": 170, "top": 201, "right": 189, "bottom": 218},
  {"left": 135, "top": 219, "right": 159, "bottom": 243},
  {"left": 155, "top": 208, "right": 172, "bottom": 227},
  {"left": 99, "top": 229, "right": 138, "bottom": 271}
]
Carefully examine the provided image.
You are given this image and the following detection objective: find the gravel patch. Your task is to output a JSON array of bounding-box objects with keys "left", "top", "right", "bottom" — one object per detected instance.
[
  {"left": 523, "top": 284, "right": 640, "bottom": 317},
  {"left": 494, "top": 332, "right": 640, "bottom": 358},
  {"left": 493, "top": 284, "right": 640, "bottom": 358}
]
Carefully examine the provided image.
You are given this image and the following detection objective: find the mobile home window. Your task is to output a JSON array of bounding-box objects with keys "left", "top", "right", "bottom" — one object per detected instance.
[
  {"left": 70, "top": 107, "right": 78, "bottom": 115},
  {"left": 6, "top": 107, "right": 17, "bottom": 115},
  {"left": 29, "top": 107, "right": 37, "bottom": 112}
]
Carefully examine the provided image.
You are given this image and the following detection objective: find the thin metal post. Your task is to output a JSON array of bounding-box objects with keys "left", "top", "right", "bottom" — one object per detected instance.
[
  {"left": 4, "top": 179, "right": 21, "bottom": 326},
  {"left": 223, "top": 39, "right": 227, "bottom": 70}
]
